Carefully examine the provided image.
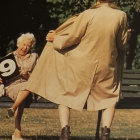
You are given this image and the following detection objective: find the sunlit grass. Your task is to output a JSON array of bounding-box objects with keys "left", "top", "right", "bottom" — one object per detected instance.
[{"left": 0, "top": 109, "right": 140, "bottom": 140}]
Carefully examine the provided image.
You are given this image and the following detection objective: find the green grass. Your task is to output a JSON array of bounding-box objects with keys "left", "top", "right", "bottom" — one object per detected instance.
[{"left": 0, "top": 109, "right": 140, "bottom": 140}]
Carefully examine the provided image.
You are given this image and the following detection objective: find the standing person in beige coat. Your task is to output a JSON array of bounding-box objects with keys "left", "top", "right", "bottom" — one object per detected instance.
[
  {"left": 7, "top": 0, "right": 130, "bottom": 140},
  {"left": 46, "top": 1, "right": 129, "bottom": 140}
]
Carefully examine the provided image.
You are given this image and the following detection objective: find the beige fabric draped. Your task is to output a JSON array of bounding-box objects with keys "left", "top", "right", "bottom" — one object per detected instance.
[{"left": 26, "top": 4, "right": 128, "bottom": 111}]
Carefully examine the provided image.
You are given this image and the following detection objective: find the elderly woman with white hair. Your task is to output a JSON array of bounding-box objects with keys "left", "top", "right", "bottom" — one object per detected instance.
[{"left": 0, "top": 33, "right": 38, "bottom": 140}]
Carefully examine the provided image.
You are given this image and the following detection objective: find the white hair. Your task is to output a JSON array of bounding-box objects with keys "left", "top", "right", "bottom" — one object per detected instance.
[{"left": 17, "top": 33, "right": 36, "bottom": 47}]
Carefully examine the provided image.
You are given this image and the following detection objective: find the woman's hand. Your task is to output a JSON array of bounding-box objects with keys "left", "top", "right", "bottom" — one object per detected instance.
[
  {"left": 46, "top": 30, "right": 56, "bottom": 42},
  {"left": 0, "top": 77, "right": 3, "bottom": 84},
  {"left": 19, "top": 69, "right": 29, "bottom": 79},
  {"left": 127, "top": 29, "right": 132, "bottom": 41}
]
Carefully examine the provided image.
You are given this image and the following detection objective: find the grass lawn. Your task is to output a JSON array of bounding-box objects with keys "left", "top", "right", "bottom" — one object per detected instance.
[{"left": 0, "top": 108, "right": 140, "bottom": 140}]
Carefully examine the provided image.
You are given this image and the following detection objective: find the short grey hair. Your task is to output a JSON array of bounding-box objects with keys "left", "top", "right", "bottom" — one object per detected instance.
[{"left": 17, "top": 33, "right": 36, "bottom": 48}]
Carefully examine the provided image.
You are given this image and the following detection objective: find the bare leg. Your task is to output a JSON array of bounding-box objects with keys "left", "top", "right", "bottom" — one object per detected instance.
[
  {"left": 12, "top": 90, "right": 30, "bottom": 111},
  {"left": 102, "top": 106, "right": 115, "bottom": 128},
  {"left": 100, "top": 106, "right": 115, "bottom": 140},
  {"left": 59, "top": 105, "right": 70, "bottom": 128},
  {"left": 14, "top": 103, "right": 24, "bottom": 138},
  {"left": 59, "top": 105, "right": 71, "bottom": 140}
]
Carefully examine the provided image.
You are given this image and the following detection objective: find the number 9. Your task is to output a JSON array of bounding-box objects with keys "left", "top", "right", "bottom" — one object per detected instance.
[{"left": 0, "top": 59, "right": 16, "bottom": 77}]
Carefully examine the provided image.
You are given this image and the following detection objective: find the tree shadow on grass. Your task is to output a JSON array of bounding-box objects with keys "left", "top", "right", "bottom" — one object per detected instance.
[{"left": 0, "top": 136, "right": 140, "bottom": 140}]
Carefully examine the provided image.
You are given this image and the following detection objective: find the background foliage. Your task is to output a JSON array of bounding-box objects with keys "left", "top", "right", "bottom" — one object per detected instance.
[{"left": 0, "top": 0, "right": 140, "bottom": 69}]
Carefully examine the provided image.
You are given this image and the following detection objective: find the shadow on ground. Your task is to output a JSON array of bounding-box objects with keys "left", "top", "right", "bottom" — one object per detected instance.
[{"left": 0, "top": 136, "right": 140, "bottom": 140}]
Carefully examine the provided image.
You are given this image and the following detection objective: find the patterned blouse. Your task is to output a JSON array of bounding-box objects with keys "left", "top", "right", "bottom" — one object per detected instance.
[{"left": 5, "top": 51, "right": 38, "bottom": 101}]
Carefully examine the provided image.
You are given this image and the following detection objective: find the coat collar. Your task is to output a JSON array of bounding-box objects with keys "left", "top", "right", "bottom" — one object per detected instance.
[{"left": 100, "top": 3, "right": 110, "bottom": 7}]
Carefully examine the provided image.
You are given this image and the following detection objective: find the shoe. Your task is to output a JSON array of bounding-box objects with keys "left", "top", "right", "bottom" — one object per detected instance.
[
  {"left": 59, "top": 125, "right": 71, "bottom": 140},
  {"left": 7, "top": 108, "right": 15, "bottom": 117},
  {"left": 100, "top": 126, "right": 110, "bottom": 140},
  {"left": 12, "top": 135, "right": 23, "bottom": 140}
]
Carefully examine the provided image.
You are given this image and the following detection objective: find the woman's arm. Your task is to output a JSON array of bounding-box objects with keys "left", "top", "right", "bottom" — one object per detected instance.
[
  {"left": 0, "top": 77, "right": 3, "bottom": 84},
  {"left": 47, "top": 11, "right": 90, "bottom": 50}
]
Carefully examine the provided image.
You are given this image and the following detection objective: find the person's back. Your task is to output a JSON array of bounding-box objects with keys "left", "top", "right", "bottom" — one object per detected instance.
[
  {"left": 44, "top": 1, "right": 129, "bottom": 140},
  {"left": 68, "top": 4, "right": 127, "bottom": 68}
]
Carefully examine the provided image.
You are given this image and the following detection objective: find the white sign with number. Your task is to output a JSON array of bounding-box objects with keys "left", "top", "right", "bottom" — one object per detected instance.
[
  {"left": 0, "top": 53, "right": 19, "bottom": 84},
  {"left": 0, "top": 59, "right": 16, "bottom": 77}
]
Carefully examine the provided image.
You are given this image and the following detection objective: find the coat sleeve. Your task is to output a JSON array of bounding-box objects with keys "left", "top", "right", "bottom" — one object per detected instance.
[
  {"left": 116, "top": 12, "right": 128, "bottom": 81},
  {"left": 53, "top": 11, "right": 90, "bottom": 50},
  {"left": 116, "top": 12, "right": 128, "bottom": 51}
]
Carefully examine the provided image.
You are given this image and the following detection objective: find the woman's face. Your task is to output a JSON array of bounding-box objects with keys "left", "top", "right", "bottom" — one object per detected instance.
[{"left": 17, "top": 38, "right": 32, "bottom": 56}]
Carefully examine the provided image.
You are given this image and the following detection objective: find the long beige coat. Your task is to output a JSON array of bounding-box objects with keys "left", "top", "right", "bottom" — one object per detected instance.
[{"left": 26, "top": 3, "right": 128, "bottom": 111}]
